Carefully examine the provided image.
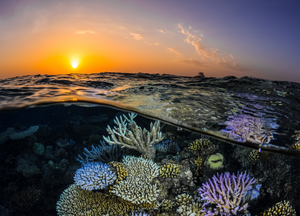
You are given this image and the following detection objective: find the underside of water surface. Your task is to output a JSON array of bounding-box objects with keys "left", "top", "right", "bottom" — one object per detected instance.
[{"left": 0, "top": 72, "right": 300, "bottom": 215}]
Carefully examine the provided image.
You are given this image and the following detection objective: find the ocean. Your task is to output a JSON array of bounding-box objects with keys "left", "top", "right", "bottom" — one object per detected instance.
[{"left": 0, "top": 72, "right": 299, "bottom": 215}]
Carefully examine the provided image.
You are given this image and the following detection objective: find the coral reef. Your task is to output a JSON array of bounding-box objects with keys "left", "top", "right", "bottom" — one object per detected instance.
[
  {"left": 154, "top": 140, "right": 180, "bottom": 153},
  {"left": 11, "top": 187, "right": 41, "bottom": 208},
  {"left": 109, "top": 161, "right": 128, "bottom": 184},
  {"left": 222, "top": 114, "right": 273, "bottom": 144},
  {"left": 56, "top": 184, "right": 156, "bottom": 216},
  {"left": 194, "top": 156, "right": 203, "bottom": 176},
  {"left": 175, "top": 193, "right": 193, "bottom": 206},
  {"left": 161, "top": 199, "right": 174, "bottom": 211},
  {"left": 7, "top": 126, "right": 39, "bottom": 140},
  {"left": 188, "top": 138, "right": 218, "bottom": 156},
  {"left": 74, "top": 162, "right": 117, "bottom": 190},
  {"left": 262, "top": 200, "right": 296, "bottom": 216},
  {"left": 248, "top": 149, "right": 261, "bottom": 165},
  {"left": 159, "top": 163, "right": 181, "bottom": 178},
  {"left": 103, "top": 113, "right": 164, "bottom": 158},
  {"left": 204, "top": 153, "right": 224, "bottom": 170},
  {"left": 33, "top": 142, "right": 44, "bottom": 155},
  {"left": 198, "top": 171, "right": 255, "bottom": 215},
  {"left": 177, "top": 202, "right": 204, "bottom": 216},
  {"left": 111, "top": 156, "right": 160, "bottom": 204},
  {"left": 77, "top": 140, "right": 123, "bottom": 164}
]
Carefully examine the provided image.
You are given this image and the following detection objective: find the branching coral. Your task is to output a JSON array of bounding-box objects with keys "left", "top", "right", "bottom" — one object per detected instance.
[
  {"left": 109, "top": 161, "right": 128, "bottom": 184},
  {"left": 159, "top": 163, "right": 181, "bottom": 178},
  {"left": 111, "top": 156, "right": 160, "bottom": 205},
  {"left": 77, "top": 140, "right": 123, "bottom": 164},
  {"left": 188, "top": 138, "right": 218, "bottom": 156},
  {"left": 177, "top": 202, "right": 204, "bottom": 216},
  {"left": 175, "top": 194, "right": 193, "bottom": 206},
  {"left": 262, "top": 200, "right": 296, "bottom": 216},
  {"left": 74, "top": 162, "right": 117, "bottom": 190},
  {"left": 198, "top": 171, "right": 255, "bottom": 215},
  {"left": 161, "top": 199, "right": 174, "bottom": 211},
  {"left": 103, "top": 113, "right": 164, "bottom": 159},
  {"left": 7, "top": 126, "right": 39, "bottom": 140},
  {"left": 194, "top": 156, "right": 203, "bottom": 176}
]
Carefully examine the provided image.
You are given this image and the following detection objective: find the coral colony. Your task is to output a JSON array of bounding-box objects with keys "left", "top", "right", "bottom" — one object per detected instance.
[{"left": 198, "top": 172, "right": 255, "bottom": 215}]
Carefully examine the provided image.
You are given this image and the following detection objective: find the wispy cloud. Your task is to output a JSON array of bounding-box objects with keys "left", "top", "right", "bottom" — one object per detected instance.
[
  {"left": 76, "top": 30, "right": 97, "bottom": 34},
  {"left": 177, "top": 24, "right": 248, "bottom": 72},
  {"left": 168, "top": 48, "right": 183, "bottom": 57},
  {"left": 130, "top": 33, "right": 143, "bottom": 40},
  {"left": 159, "top": 29, "right": 166, "bottom": 34}
]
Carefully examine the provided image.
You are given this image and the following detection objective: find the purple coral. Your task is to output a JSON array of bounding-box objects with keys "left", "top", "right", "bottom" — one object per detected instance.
[{"left": 198, "top": 171, "right": 255, "bottom": 216}]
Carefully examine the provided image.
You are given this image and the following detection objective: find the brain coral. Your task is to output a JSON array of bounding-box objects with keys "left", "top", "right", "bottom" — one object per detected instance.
[
  {"left": 56, "top": 184, "right": 156, "bottom": 216},
  {"left": 74, "top": 162, "right": 117, "bottom": 191},
  {"left": 111, "top": 156, "right": 160, "bottom": 204},
  {"left": 204, "top": 153, "right": 224, "bottom": 170}
]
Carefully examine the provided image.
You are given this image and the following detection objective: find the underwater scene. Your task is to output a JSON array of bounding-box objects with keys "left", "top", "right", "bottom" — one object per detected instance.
[{"left": 0, "top": 72, "right": 300, "bottom": 216}]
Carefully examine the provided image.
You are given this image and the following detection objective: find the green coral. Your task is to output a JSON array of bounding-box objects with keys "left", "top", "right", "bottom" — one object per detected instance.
[
  {"left": 204, "top": 153, "right": 224, "bottom": 170},
  {"left": 159, "top": 163, "right": 181, "bottom": 178},
  {"left": 33, "top": 142, "right": 44, "bottom": 155}
]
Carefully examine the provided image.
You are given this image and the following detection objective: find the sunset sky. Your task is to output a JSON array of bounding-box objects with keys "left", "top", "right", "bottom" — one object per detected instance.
[{"left": 0, "top": 0, "right": 299, "bottom": 82}]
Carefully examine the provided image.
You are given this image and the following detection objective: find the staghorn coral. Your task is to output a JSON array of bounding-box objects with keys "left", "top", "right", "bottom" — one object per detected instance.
[
  {"left": 262, "top": 200, "right": 296, "bottom": 216},
  {"left": 56, "top": 184, "right": 157, "bottom": 216},
  {"left": 188, "top": 138, "right": 218, "bottom": 156},
  {"left": 222, "top": 114, "right": 274, "bottom": 144},
  {"left": 111, "top": 156, "right": 160, "bottom": 204},
  {"left": 109, "top": 161, "right": 128, "bottom": 184},
  {"left": 204, "top": 153, "right": 224, "bottom": 170},
  {"left": 175, "top": 194, "right": 193, "bottom": 206},
  {"left": 77, "top": 140, "right": 123, "bottom": 164},
  {"left": 198, "top": 171, "right": 255, "bottom": 215},
  {"left": 177, "top": 202, "right": 204, "bottom": 216},
  {"left": 161, "top": 199, "right": 174, "bottom": 211},
  {"left": 103, "top": 113, "right": 164, "bottom": 159},
  {"left": 7, "top": 125, "right": 39, "bottom": 140},
  {"left": 74, "top": 162, "right": 117, "bottom": 191},
  {"left": 159, "top": 163, "right": 181, "bottom": 178},
  {"left": 248, "top": 149, "right": 261, "bottom": 165}
]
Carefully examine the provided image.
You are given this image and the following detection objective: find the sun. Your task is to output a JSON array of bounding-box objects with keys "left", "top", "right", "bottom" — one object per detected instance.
[{"left": 70, "top": 59, "right": 80, "bottom": 69}]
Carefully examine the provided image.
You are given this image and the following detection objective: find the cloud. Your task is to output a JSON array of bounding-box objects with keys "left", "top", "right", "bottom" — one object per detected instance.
[
  {"left": 168, "top": 48, "right": 183, "bottom": 57},
  {"left": 177, "top": 24, "right": 248, "bottom": 72},
  {"left": 130, "top": 33, "right": 143, "bottom": 40},
  {"left": 159, "top": 29, "right": 166, "bottom": 34},
  {"left": 76, "top": 30, "right": 97, "bottom": 34}
]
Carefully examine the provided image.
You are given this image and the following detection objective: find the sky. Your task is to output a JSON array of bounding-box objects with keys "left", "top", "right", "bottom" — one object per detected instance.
[{"left": 0, "top": 0, "right": 299, "bottom": 82}]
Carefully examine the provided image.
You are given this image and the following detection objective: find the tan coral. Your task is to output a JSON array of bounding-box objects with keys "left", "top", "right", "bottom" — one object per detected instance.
[
  {"left": 188, "top": 138, "right": 218, "bottom": 156},
  {"left": 194, "top": 156, "right": 203, "bottom": 176},
  {"left": 161, "top": 199, "right": 174, "bottom": 211},
  {"left": 177, "top": 202, "right": 204, "bottom": 216},
  {"left": 248, "top": 150, "right": 261, "bottom": 165},
  {"left": 175, "top": 194, "right": 192, "bottom": 206},
  {"left": 109, "top": 161, "right": 128, "bottom": 184},
  {"left": 262, "top": 200, "right": 296, "bottom": 216},
  {"left": 103, "top": 113, "right": 164, "bottom": 159},
  {"left": 159, "top": 163, "right": 181, "bottom": 178}
]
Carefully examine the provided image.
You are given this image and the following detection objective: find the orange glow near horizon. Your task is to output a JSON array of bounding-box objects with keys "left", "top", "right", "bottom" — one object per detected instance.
[{"left": 70, "top": 59, "right": 80, "bottom": 69}]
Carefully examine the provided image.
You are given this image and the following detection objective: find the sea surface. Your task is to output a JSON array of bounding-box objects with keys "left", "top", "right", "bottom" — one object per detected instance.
[{"left": 0, "top": 72, "right": 299, "bottom": 215}]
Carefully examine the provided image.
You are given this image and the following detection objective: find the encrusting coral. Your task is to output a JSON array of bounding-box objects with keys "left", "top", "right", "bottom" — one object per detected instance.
[
  {"left": 110, "top": 156, "right": 160, "bottom": 205},
  {"left": 74, "top": 162, "right": 117, "bottom": 190},
  {"left": 188, "top": 138, "right": 218, "bottom": 156},
  {"left": 56, "top": 184, "right": 157, "bottom": 216},
  {"left": 204, "top": 153, "right": 224, "bottom": 170},
  {"left": 159, "top": 163, "right": 181, "bottom": 178},
  {"left": 103, "top": 113, "right": 164, "bottom": 159},
  {"left": 262, "top": 200, "right": 296, "bottom": 216}
]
